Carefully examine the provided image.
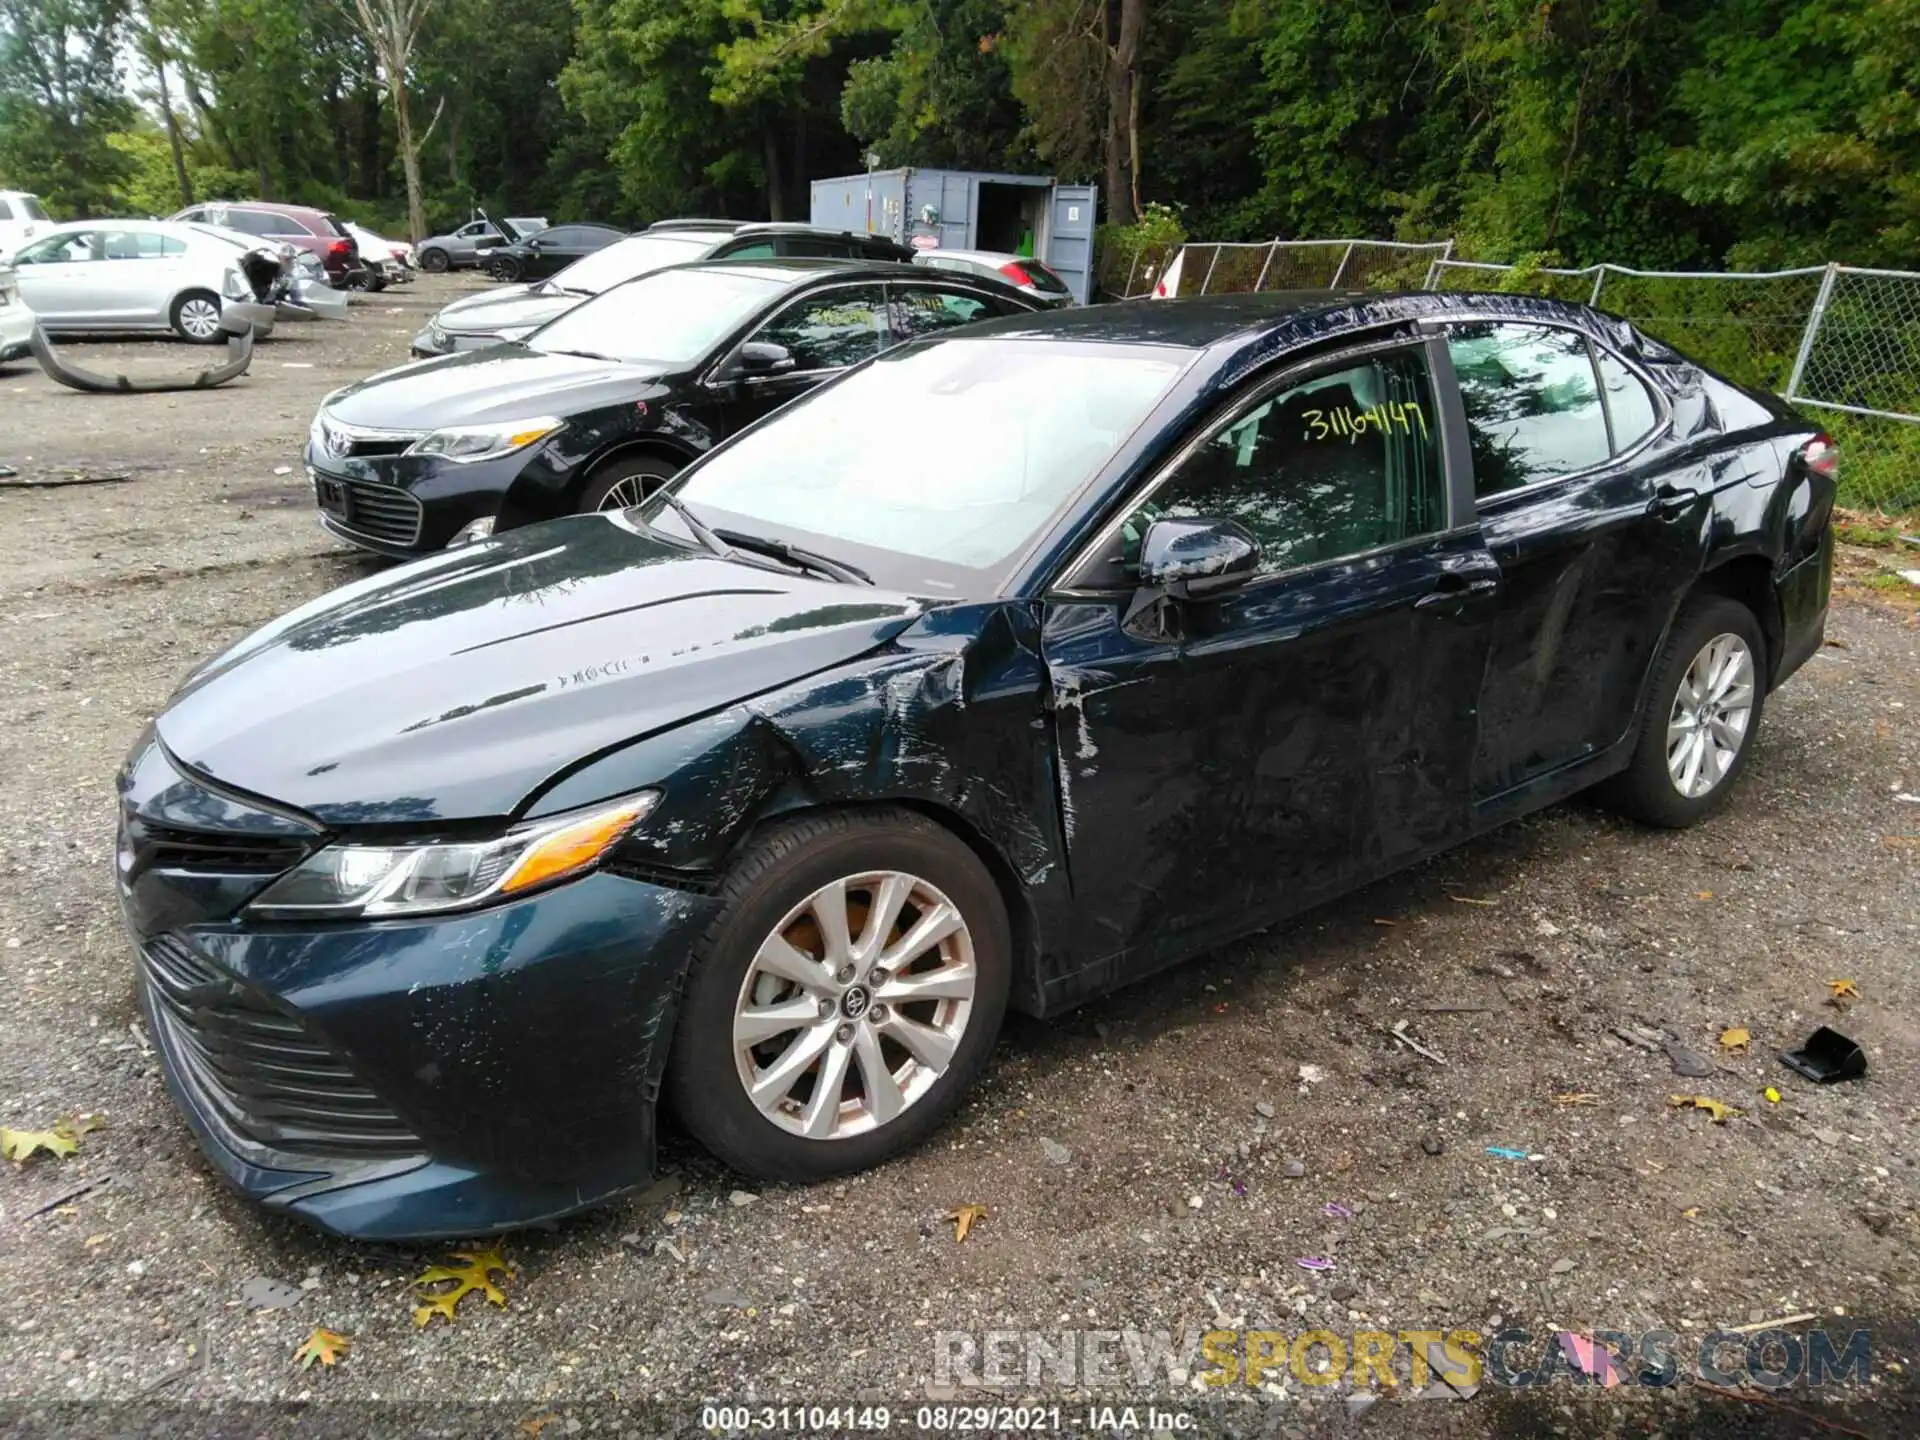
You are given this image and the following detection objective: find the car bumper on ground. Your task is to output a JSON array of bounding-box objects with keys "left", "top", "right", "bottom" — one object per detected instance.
[{"left": 117, "top": 738, "right": 720, "bottom": 1240}]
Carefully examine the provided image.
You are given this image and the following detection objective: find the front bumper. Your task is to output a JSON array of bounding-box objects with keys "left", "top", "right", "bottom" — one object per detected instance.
[
  {"left": 126, "top": 856, "right": 718, "bottom": 1240},
  {"left": 305, "top": 443, "right": 551, "bottom": 557},
  {"left": 116, "top": 731, "right": 721, "bottom": 1240}
]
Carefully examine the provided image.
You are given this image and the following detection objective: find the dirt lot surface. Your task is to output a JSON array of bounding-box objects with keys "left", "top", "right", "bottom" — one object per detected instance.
[{"left": 1, "top": 277, "right": 1918, "bottom": 1438}]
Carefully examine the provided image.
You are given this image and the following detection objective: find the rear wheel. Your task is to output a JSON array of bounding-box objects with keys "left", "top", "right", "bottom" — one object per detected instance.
[
  {"left": 666, "top": 809, "right": 1011, "bottom": 1181},
  {"left": 578, "top": 454, "right": 677, "bottom": 513},
  {"left": 489, "top": 255, "right": 523, "bottom": 283},
  {"left": 1598, "top": 595, "right": 1767, "bottom": 828},
  {"left": 418, "top": 247, "right": 450, "bottom": 274},
  {"left": 170, "top": 290, "right": 224, "bottom": 344}
]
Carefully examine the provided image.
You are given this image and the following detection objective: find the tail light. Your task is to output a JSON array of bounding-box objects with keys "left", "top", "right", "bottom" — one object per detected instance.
[
  {"left": 327, "top": 239, "right": 351, "bottom": 260},
  {"left": 1800, "top": 433, "right": 1839, "bottom": 479},
  {"left": 997, "top": 261, "right": 1035, "bottom": 287}
]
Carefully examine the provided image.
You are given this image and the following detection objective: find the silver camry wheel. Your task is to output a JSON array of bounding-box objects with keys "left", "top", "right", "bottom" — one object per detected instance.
[
  {"left": 177, "top": 296, "right": 222, "bottom": 341},
  {"left": 732, "top": 870, "right": 976, "bottom": 1141},
  {"left": 1666, "top": 632, "right": 1755, "bottom": 798}
]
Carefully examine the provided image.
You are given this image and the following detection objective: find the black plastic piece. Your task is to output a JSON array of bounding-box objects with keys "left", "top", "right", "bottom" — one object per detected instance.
[{"left": 1779, "top": 1026, "right": 1867, "bottom": 1084}]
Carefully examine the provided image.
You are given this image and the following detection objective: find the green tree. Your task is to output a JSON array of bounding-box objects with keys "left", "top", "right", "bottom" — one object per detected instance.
[{"left": 0, "top": 0, "right": 136, "bottom": 215}]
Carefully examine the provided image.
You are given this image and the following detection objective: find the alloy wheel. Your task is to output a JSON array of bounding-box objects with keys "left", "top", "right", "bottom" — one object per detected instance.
[
  {"left": 1665, "top": 632, "right": 1755, "bottom": 799},
  {"left": 731, "top": 870, "right": 976, "bottom": 1141},
  {"left": 178, "top": 298, "right": 222, "bottom": 341},
  {"left": 596, "top": 474, "right": 660, "bottom": 510}
]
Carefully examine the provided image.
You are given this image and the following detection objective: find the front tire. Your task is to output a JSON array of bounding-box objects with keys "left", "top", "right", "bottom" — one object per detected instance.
[
  {"left": 418, "top": 247, "right": 450, "bottom": 274},
  {"left": 1599, "top": 594, "right": 1767, "bottom": 828},
  {"left": 578, "top": 454, "right": 677, "bottom": 513},
  {"left": 666, "top": 809, "right": 1012, "bottom": 1181},
  {"left": 170, "top": 290, "right": 224, "bottom": 345}
]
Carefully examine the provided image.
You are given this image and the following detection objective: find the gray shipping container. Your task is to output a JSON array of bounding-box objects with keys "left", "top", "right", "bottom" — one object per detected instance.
[{"left": 809, "top": 167, "right": 1099, "bottom": 305}]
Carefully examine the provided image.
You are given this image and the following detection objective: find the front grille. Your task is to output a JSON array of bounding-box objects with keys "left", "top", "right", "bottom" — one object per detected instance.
[
  {"left": 143, "top": 936, "right": 420, "bottom": 1158},
  {"left": 340, "top": 436, "right": 414, "bottom": 458},
  {"left": 314, "top": 473, "right": 424, "bottom": 546},
  {"left": 130, "top": 818, "right": 311, "bottom": 875}
]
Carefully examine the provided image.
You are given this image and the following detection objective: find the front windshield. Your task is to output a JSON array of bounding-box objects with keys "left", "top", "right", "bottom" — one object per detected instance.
[
  {"left": 528, "top": 266, "right": 788, "bottom": 366},
  {"left": 668, "top": 338, "right": 1189, "bottom": 594},
  {"left": 545, "top": 232, "right": 725, "bottom": 295}
]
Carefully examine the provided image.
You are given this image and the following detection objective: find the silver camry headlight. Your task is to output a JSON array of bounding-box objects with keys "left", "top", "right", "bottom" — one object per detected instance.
[
  {"left": 249, "top": 792, "right": 658, "bottom": 919},
  {"left": 407, "top": 415, "right": 564, "bottom": 464}
]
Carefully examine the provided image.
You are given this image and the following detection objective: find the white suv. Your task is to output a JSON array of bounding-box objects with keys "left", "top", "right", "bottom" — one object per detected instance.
[{"left": 0, "top": 191, "right": 49, "bottom": 261}]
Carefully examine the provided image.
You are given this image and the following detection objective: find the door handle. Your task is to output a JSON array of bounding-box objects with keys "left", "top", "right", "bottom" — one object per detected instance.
[
  {"left": 1412, "top": 573, "right": 1498, "bottom": 616},
  {"left": 1649, "top": 483, "right": 1699, "bottom": 518}
]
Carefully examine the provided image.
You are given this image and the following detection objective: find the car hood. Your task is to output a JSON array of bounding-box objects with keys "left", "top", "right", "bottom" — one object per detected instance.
[
  {"left": 158, "top": 517, "right": 925, "bottom": 826},
  {"left": 434, "top": 283, "right": 581, "bottom": 335},
  {"left": 323, "top": 346, "right": 667, "bottom": 429}
]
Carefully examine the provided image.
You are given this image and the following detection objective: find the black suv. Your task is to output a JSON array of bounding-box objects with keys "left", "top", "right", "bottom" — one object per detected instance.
[
  {"left": 410, "top": 220, "right": 920, "bottom": 357},
  {"left": 316, "top": 257, "right": 1037, "bottom": 556}
]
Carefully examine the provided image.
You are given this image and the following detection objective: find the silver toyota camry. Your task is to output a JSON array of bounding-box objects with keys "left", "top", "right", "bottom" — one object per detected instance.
[{"left": 7, "top": 219, "right": 269, "bottom": 343}]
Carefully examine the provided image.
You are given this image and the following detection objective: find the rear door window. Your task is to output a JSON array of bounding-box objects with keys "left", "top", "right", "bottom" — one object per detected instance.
[
  {"left": 22, "top": 196, "right": 47, "bottom": 221},
  {"left": 781, "top": 236, "right": 853, "bottom": 258},
  {"left": 887, "top": 285, "right": 1004, "bottom": 343},
  {"left": 1596, "top": 350, "right": 1662, "bottom": 453},
  {"left": 1445, "top": 323, "right": 1611, "bottom": 497},
  {"left": 0, "top": 200, "right": 12, "bottom": 221}
]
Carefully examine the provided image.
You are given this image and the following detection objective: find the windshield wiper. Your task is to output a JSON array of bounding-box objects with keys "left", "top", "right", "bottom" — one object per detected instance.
[
  {"left": 715, "top": 528, "right": 873, "bottom": 586},
  {"left": 546, "top": 348, "right": 621, "bottom": 363},
  {"left": 646, "top": 490, "right": 735, "bottom": 562}
]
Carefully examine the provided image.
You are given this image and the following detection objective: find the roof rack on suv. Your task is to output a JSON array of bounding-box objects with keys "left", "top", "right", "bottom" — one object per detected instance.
[{"left": 645, "top": 219, "right": 741, "bottom": 232}]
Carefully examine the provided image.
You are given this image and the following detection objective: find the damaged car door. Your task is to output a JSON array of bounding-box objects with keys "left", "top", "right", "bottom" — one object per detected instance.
[{"left": 1038, "top": 336, "right": 1500, "bottom": 984}]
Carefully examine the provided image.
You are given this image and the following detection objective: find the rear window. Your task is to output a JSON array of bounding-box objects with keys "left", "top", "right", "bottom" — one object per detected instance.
[
  {"left": 0, "top": 200, "right": 11, "bottom": 221},
  {"left": 1021, "top": 260, "right": 1071, "bottom": 294},
  {"left": 22, "top": 196, "right": 47, "bottom": 220},
  {"left": 322, "top": 215, "right": 351, "bottom": 238}
]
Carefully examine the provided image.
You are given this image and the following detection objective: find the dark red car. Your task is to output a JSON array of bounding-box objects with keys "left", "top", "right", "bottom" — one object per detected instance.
[{"left": 168, "top": 201, "right": 365, "bottom": 286}]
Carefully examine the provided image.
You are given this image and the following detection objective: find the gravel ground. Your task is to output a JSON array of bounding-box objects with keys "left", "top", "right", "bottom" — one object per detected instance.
[{"left": 1, "top": 277, "right": 1917, "bottom": 1439}]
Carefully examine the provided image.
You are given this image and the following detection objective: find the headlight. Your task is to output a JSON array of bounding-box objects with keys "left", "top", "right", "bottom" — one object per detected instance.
[
  {"left": 407, "top": 415, "right": 564, "bottom": 464},
  {"left": 249, "top": 792, "right": 658, "bottom": 919},
  {"left": 222, "top": 268, "right": 249, "bottom": 301},
  {"left": 427, "top": 323, "right": 448, "bottom": 348}
]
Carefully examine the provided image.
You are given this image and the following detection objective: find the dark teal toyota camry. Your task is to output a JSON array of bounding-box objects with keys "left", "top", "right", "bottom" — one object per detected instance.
[{"left": 117, "top": 292, "right": 1833, "bottom": 1239}]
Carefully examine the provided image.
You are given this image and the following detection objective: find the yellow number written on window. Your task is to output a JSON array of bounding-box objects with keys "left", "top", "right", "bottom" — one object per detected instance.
[{"left": 1301, "top": 401, "right": 1428, "bottom": 443}]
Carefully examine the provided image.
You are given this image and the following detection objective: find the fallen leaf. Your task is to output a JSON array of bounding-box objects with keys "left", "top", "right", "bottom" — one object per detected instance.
[
  {"left": 1371, "top": 918, "right": 1397, "bottom": 927},
  {"left": 522, "top": 1415, "right": 556, "bottom": 1438},
  {"left": 1681, "top": 1206, "right": 1703, "bottom": 1219},
  {"left": 945, "top": 1204, "right": 988, "bottom": 1244},
  {"left": 1719, "top": 1027, "right": 1751, "bottom": 1052},
  {"left": 1, "top": 1127, "right": 78, "bottom": 1163},
  {"left": 1668, "top": 1094, "right": 1741, "bottom": 1123},
  {"left": 1551, "top": 1092, "right": 1601, "bottom": 1106},
  {"left": 1882, "top": 836, "right": 1920, "bottom": 848},
  {"left": 411, "top": 1247, "right": 513, "bottom": 1328},
  {"left": 294, "top": 1326, "right": 350, "bottom": 1369},
  {"left": 1828, "top": 979, "right": 1859, "bottom": 1000},
  {"left": 1447, "top": 894, "right": 1497, "bottom": 906},
  {"left": 1875, "top": 719, "right": 1894, "bottom": 738}
]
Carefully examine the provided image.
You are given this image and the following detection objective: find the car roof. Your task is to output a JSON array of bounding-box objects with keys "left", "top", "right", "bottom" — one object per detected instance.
[
  {"left": 916, "top": 248, "right": 1031, "bottom": 265},
  {"left": 945, "top": 289, "right": 1661, "bottom": 359},
  {"left": 669, "top": 256, "right": 998, "bottom": 288}
]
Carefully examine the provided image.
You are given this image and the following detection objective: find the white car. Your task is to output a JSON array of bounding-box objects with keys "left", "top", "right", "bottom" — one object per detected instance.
[
  {"left": 344, "top": 222, "right": 414, "bottom": 287},
  {"left": 0, "top": 190, "right": 49, "bottom": 262},
  {"left": 7, "top": 219, "right": 263, "bottom": 343},
  {"left": 0, "top": 261, "right": 33, "bottom": 363}
]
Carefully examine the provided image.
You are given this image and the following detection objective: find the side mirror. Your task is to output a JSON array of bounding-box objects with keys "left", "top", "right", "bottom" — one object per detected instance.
[
  {"left": 1137, "top": 516, "right": 1260, "bottom": 599},
  {"left": 735, "top": 341, "right": 797, "bottom": 377}
]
